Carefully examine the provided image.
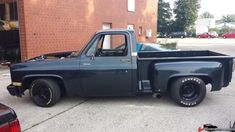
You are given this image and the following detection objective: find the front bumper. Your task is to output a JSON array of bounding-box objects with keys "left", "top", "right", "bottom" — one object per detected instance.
[{"left": 7, "top": 85, "right": 22, "bottom": 97}]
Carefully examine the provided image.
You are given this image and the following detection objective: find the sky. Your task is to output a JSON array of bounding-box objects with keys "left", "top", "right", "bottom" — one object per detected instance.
[{"left": 164, "top": 0, "right": 235, "bottom": 20}]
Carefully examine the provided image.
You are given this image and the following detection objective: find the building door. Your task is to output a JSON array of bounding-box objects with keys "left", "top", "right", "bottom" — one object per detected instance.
[
  {"left": 0, "top": 1, "right": 20, "bottom": 64},
  {"left": 102, "top": 23, "right": 111, "bottom": 49}
]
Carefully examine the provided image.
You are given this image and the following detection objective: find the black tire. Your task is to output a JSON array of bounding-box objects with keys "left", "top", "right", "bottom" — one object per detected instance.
[
  {"left": 30, "top": 79, "right": 61, "bottom": 107},
  {"left": 170, "top": 77, "right": 206, "bottom": 107}
]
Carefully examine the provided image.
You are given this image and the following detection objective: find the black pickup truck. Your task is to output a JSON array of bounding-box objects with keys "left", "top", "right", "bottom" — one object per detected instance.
[{"left": 7, "top": 29, "right": 234, "bottom": 107}]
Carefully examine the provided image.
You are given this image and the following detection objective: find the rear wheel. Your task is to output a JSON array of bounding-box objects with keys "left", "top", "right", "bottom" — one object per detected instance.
[
  {"left": 170, "top": 77, "right": 206, "bottom": 107},
  {"left": 30, "top": 79, "right": 61, "bottom": 107}
]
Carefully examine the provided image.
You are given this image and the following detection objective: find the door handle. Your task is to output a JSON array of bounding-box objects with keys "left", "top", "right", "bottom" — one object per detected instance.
[{"left": 120, "top": 59, "right": 131, "bottom": 62}]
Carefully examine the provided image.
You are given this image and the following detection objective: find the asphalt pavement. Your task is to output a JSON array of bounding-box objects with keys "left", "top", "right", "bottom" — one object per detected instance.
[{"left": 1, "top": 38, "right": 235, "bottom": 132}]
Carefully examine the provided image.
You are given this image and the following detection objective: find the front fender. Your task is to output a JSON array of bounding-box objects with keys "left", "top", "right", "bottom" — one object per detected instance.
[
  {"left": 153, "top": 61, "right": 223, "bottom": 92},
  {"left": 22, "top": 74, "right": 65, "bottom": 91}
]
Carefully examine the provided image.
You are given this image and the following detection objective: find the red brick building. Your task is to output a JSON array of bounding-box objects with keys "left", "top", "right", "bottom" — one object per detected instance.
[{"left": 1, "top": 0, "right": 157, "bottom": 60}]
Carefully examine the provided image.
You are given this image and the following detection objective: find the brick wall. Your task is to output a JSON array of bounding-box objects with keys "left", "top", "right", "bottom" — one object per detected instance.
[{"left": 18, "top": 0, "right": 157, "bottom": 60}]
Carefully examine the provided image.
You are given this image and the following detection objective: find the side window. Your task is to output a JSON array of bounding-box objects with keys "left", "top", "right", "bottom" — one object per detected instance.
[{"left": 86, "top": 34, "right": 128, "bottom": 57}]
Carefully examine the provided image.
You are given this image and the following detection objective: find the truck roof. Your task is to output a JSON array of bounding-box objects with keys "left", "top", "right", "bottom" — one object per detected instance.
[{"left": 96, "top": 28, "right": 134, "bottom": 33}]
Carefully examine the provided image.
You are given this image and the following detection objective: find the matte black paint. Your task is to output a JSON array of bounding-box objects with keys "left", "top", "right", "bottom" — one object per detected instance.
[{"left": 7, "top": 30, "right": 234, "bottom": 98}]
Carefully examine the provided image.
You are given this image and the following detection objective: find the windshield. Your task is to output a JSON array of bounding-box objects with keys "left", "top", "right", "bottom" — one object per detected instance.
[{"left": 78, "top": 33, "right": 96, "bottom": 56}]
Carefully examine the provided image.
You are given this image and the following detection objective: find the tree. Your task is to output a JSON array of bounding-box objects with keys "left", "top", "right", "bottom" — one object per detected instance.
[
  {"left": 200, "top": 11, "right": 214, "bottom": 19},
  {"left": 220, "top": 14, "right": 235, "bottom": 23},
  {"left": 157, "top": 0, "right": 173, "bottom": 33},
  {"left": 173, "top": 0, "right": 200, "bottom": 32}
]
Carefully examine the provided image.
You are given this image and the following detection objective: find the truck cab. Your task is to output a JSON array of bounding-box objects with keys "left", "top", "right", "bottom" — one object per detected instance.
[{"left": 78, "top": 29, "right": 138, "bottom": 96}]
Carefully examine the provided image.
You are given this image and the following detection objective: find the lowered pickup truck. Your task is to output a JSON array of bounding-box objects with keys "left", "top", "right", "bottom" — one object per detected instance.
[{"left": 7, "top": 29, "right": 234, "bottom": 107}]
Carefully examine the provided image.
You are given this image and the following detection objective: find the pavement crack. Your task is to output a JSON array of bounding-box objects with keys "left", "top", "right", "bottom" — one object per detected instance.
[{"left": 23, "top": 98, "right": 90, "bottom": 132}]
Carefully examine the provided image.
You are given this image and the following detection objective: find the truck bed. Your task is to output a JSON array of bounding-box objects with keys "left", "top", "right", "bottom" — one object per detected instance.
[
  {"left": 138, "top": 50, "right": 229, "bottom": 59},
  {"left": 137, "top": 50, "right": 234, "bottom": 88}
]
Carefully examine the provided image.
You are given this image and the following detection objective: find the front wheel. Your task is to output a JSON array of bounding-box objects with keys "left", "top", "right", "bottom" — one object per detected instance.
[
  {"left": 30, "top": 79, "right": 61, "bottom": 107},
  {"left": 170, "top": 77, "right": 206, "bottom": 107}
]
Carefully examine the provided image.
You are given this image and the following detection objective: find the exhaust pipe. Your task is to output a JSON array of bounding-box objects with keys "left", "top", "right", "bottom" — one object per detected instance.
[{"left": 152, "top": 93, "right": 162, "bottom": 99}]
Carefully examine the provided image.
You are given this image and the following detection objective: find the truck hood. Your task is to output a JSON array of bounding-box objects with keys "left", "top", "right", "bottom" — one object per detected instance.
[
  {"left": 10, "top": 51, "right": 81, "bottom": 71},
  {"left": 27, "top": 51, "right": 80, "bottom": 62}
]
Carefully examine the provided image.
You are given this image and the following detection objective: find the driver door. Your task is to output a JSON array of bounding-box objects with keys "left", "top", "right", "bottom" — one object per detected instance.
[{"left": 80, "top": 32, "right": 133, "bottom": 96}]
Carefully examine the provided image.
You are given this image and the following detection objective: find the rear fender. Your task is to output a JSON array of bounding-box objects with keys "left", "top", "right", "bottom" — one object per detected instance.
[
  {"left": 167, "top": 74, "right": 211, "bottom": 90},
  {"left": 152, "top": 61, "right": 223, "bottom": 93}
]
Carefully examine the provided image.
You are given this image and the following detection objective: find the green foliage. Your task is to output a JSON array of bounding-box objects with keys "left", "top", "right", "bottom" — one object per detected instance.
[
  {"left": 173, "top": 0, "right": 200, "bottom": 32},
  {"left": 157, "top": 0, "right": 173, "bottom": 33},
  {"left": 220, "top": 14, "right": 235, "bottom": 23},
  {"left": 187, "top": 28, "right": 196, "bottom": 37},
  {"left": 219, "top": 27, "right": 235, "bottom": 35},
  {"left": 208, "top": 28, "right": 220, "bottom": 33},
  {"left": 200, "top": 11, "right": 214, "bottom": 19},
  {"left": 157, "top": 0, "right": 200, "bottom": 35}
]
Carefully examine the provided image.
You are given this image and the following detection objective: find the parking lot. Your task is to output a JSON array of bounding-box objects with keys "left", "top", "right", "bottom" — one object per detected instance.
[{"left": 1, "top": 38, "right": 235, "bottom": 132}]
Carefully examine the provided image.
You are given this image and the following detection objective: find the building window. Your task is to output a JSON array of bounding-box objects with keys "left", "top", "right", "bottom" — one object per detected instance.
[
  {"left": 128, "top": 0, "right": 135, "bottom": 12},
  {"left": 146, "top": 29, "right": 152, "bottom": 38},
  {"left": 127, "top": 24, "right": 134, "bottom": 30},
  {"left": 102, "top": 23, "right": 112, "bottom": 49},
  {"left": 138, "top": 26, "right": 142, "bottom": 36}
]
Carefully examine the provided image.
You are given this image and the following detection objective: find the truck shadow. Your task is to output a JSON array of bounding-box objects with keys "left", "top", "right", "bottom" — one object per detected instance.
[
  {"left": 5, "top": 88, "right": 216, "bottom": 109},
  {"left": 60, "top": 94, "right": 178, "bottom": 108}
]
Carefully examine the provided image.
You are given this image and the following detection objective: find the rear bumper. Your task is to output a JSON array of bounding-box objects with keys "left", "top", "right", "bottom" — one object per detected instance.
[{"left": 7, "top": 85, "right": 22, "bottom": 97}]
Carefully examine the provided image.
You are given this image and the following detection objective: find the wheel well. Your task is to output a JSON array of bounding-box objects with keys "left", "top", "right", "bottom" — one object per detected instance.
[
  {"left": 167, "top": 76, "right": 212, "bottom": 91},
  {"left": 22, "top": 77, "right": 66, "bottom": 95}
]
